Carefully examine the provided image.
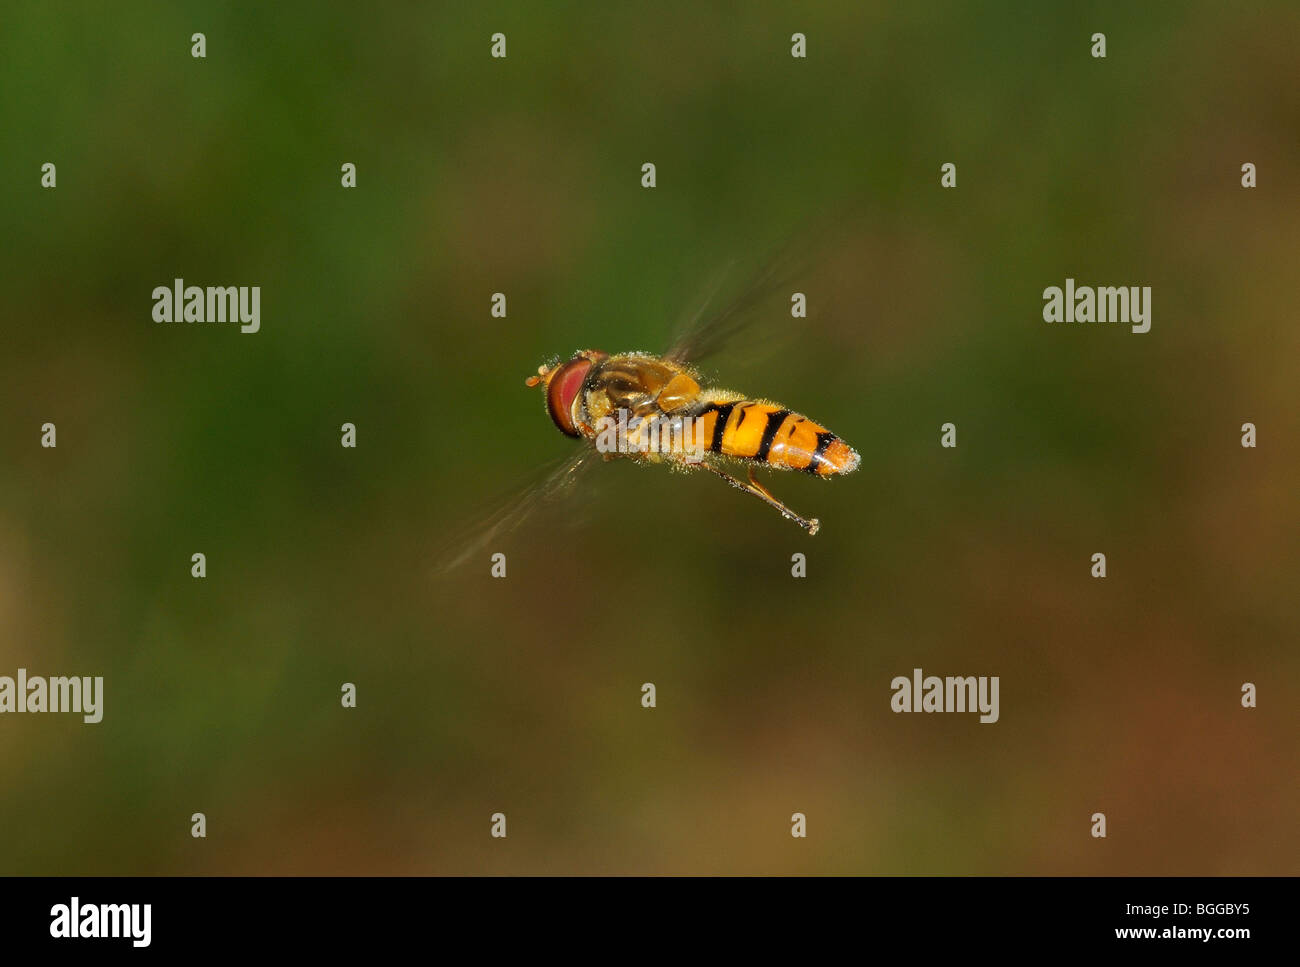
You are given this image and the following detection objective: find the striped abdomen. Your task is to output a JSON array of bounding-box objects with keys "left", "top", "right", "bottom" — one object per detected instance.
[{"left": 693, "top": 400, "right": 860, "bottom": 476}]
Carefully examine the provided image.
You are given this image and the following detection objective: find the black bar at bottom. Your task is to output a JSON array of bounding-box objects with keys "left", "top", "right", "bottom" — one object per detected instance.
[{"left": 0, "top": 875, "right": 1282, "bottom": 953}]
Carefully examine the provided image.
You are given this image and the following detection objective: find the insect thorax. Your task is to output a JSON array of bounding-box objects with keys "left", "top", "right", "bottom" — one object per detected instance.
[{"left": 579, "top": 354, "right": 701, "bottom": 431}]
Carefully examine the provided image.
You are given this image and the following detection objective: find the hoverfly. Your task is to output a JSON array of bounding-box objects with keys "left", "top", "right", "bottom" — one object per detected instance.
[
  {"left": 436, "top": 251, "right": 859, "bottom": 572},
  {"left": 525, "top": 346, "right": 858, "bottom": 534}
]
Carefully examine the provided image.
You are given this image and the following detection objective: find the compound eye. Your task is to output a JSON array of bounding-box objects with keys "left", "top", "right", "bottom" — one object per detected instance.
[{"left": 546, "top": 358, "right": 592, "bottom": 437}]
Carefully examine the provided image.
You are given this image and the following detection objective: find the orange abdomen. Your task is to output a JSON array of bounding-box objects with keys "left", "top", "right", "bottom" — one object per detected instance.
[{"left": 693, "top": 400, "right": 860, "bottom": 475}]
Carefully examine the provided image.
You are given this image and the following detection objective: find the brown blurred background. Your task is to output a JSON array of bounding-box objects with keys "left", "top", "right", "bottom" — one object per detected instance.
[{"left": 1, "top": 0, "right": 1296, "bottom": 873}]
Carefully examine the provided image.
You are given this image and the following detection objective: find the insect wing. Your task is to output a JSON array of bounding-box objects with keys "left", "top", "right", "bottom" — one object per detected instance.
[
  {"left": 664, "top": 239, "right": 813, "bottom": 368},
  {"left": 432, "top": 447, "right": 597, "bottom": 575}
]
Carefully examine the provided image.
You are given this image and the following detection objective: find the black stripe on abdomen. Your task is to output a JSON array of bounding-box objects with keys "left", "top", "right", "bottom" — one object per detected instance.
[
  {"left": 806, "top": 431, "right": 837, "bottom": 473},
  {"left": 755, "top": 410, "right": 790, "bottom": 462},
  {"left": 707, "top": 402, "right": 736, "bottom": 453}
]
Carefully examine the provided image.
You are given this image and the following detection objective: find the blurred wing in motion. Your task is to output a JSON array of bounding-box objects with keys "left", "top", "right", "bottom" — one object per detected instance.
[
  {"left": 664, "top": 237, "right": 814, "bottom": 368},
  {"left": 432, "top": 446, "right": 597, "bottom": 575}
]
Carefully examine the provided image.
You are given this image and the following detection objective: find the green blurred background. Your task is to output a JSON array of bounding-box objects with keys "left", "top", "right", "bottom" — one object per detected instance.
[{"left": 2, "top": 1, "right": 1296, "bottom": 874}]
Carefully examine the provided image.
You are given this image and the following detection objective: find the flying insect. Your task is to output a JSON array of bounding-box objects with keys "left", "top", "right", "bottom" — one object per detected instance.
[
  {"left": 525, "top": 347, "right": 858, "bottom": 534},
  {"left": 436, "top": 251, "right": 858, "bottom": 572}
]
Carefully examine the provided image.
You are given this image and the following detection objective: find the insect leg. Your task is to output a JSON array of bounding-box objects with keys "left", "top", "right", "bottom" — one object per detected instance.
[{"left": 697, "top": 461, "right": 821, "bottom": 535}]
